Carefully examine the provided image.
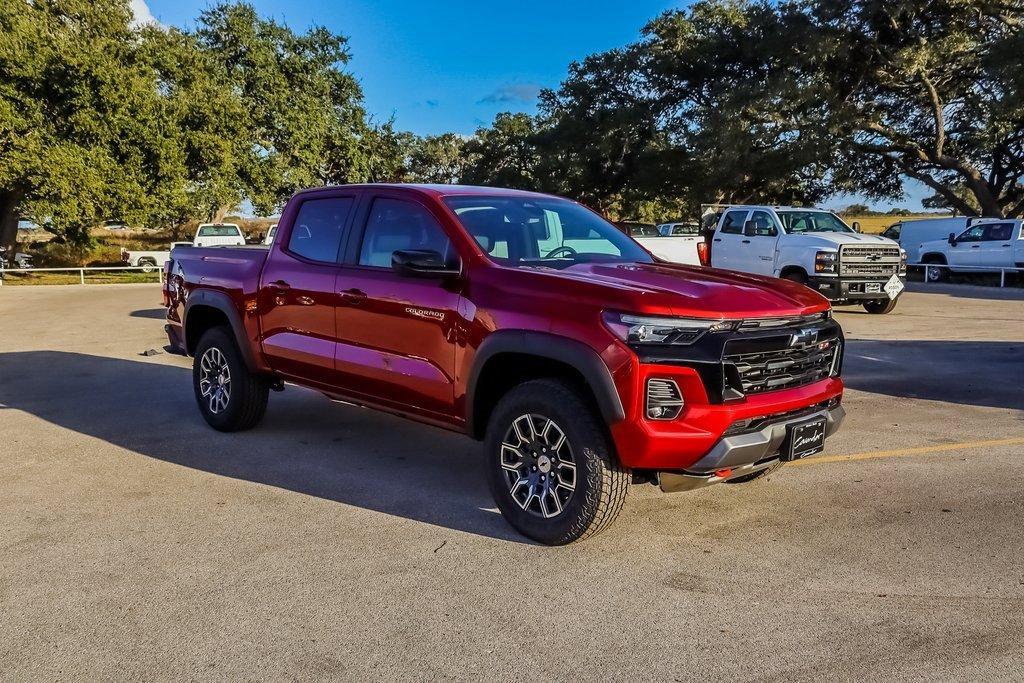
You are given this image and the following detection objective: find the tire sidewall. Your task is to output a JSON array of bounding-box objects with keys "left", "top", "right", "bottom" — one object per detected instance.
[
  {"left": 193, "top": 327, "right": 249, "bottom": 430},
  {"left": 484, "top": 383, "right": 609, "bottom": 545}
]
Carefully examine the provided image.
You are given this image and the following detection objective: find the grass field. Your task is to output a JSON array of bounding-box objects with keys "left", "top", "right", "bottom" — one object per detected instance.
[
  {"left": 0, "top": 270, "right": 161, "bottom": 286},
  {"left": 843, "top": 214, "right": 951, "bottom": 234}
]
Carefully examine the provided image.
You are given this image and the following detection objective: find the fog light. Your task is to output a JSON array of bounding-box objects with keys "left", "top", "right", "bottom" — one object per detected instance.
[{"left": 646, "top": 378, "right": 684, "bottom": 420}]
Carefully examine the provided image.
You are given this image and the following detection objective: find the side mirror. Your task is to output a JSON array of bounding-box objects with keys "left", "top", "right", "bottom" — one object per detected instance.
[
  {"left": 852, "top": 221, "right": 862, "bottom": 232},
  {"left": 743, "top": 220, "right": 757, "bottom": 237},
  {"left": 948, "top": 232, "right": 957, "bottom": 246},
  {"left": 391, "top": 249, "right": 460, "bottom": 278}
]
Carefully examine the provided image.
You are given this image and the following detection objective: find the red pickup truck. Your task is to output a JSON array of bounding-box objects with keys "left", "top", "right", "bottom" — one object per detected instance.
[{"left": 164, "top": 184, "right": 845, "bottom": 544}]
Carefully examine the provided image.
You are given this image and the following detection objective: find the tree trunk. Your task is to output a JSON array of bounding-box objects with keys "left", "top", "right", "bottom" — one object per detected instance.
[{"left": 0, "top": 187, "right": 26, "bottom": 257}]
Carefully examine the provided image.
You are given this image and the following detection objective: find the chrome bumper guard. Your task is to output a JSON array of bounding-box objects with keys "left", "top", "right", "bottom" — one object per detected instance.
[{"left": 659, "top": 405, "right": 846, "bottom": 493}]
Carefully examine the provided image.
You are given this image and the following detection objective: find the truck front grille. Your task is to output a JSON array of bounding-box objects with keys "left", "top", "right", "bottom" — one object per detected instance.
[
  {"left": 839, "top": 245, "right": 901, "bottom": 277},
  {"left": 724, "top": 338, "right": 839, "bottom": 395}
]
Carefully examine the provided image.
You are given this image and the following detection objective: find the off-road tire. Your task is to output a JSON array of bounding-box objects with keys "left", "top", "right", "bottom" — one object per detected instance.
[
  {"left": 484, "top": 378, "right": 629, "bottom": 545},
  {"left": 193, "top": 326, "right": 269, "bottom": 432},
  {"left": 724, "top": 460, "right": 784, "bottom": 484},
  {"left": 863, "top": 298, "right": 898, "bottom": 314}
]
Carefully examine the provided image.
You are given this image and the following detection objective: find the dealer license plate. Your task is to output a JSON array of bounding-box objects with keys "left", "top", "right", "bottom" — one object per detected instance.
[{"left": 785, "top": 418, "right": 827, "bottom": 461}]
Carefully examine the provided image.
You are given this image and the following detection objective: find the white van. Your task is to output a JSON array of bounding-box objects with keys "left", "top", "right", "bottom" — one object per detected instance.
[{"left": 881, "top": 217, "right": 969, "bottom": 264}]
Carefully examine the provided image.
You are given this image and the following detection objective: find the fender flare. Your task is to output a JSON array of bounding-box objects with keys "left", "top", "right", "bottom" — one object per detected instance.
[
  {"left": 465, "top": 330, "right": 626, "bottom": 438},
  {"left": 183, "top": 289, "right": 258, "bottom": 371}
]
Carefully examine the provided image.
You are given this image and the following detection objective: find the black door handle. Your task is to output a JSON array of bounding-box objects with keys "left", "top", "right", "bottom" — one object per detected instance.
[
  {"left": 271, "top": 279, "right": 291, "bottom": 289},
  {"left": 970, "top": 245, "right": 980, "bottom": 248},
  {"left": 713, "top": 238, "right": 723, "bottom": 242},
  {"left": 741, "top": 239, "right": 751, "bottom": 244},
  {"left": 340, "top": 288, "right": 367, "bottom": 304}
]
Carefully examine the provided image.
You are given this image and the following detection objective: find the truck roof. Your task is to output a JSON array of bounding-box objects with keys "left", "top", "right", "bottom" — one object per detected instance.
[{"left": 292, "top": 183, "right": 559, "bottom": 201}]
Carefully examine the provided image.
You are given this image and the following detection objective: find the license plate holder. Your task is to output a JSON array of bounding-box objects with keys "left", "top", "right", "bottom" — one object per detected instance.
[{"left": 784, "top": 418, "right": 827, "bottom": 461}]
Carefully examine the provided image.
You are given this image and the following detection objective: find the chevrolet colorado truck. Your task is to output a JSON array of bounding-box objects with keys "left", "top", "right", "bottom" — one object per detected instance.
[{"left": 164, "top": 184, "right": 846, "bottom": 544}]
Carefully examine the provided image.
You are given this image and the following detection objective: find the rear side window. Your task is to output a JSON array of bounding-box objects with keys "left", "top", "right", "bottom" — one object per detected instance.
[
  {"left": 287, "top": 197, "right": 354, "bottom": 263},
  {"left": 358, "top": 198, "right": 452, "bottom": 268},
  {"left": 198, "top": 225, "right": 241, "bottom": 237},
  {"left": 720, "top": 210, "right": 748, "bottom": 234}
]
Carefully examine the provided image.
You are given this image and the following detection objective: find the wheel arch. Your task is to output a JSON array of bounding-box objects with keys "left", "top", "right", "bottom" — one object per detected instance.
[
  {"left": 778, "top": 265, "right": 809, "bottom": 281},
  {"left": 466, "top": 331, "right": 625, "bottom": 440},
  {"left": 921, "top": 252, "right": 947, "bottom": 264},
  {"left": 183, "top": 289, "right": 258, "bottom": 372}
]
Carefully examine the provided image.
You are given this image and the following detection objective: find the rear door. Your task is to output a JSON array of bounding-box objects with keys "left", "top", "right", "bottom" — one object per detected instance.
[
  {"left": 974, "top": 222, "right": 1016, "bottom": 268},
  {"left": 258, "top": 191, "right": 358, "bottom": 387},
  {"left": 333, "top": 193, "right": 464, "bottom": 421},
  {"left": 710, "top": 209, "right": 751, "bottom": 270}
]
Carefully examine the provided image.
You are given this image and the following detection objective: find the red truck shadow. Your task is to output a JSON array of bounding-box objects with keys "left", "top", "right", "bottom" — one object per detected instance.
[{"left": 0, "top": 350, "right": 532, "bottom": 544}]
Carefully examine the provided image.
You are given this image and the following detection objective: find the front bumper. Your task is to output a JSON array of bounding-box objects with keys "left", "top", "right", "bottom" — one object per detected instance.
[
  {"left": 807, "top": 275, "right": 905, "bottom": 302},
  {"left": 658, "top": 405, "right": 845, "bottom": 491}
]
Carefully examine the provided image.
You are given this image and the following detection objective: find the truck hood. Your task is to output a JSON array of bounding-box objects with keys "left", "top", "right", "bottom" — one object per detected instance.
[
  {"left": 540, "top": 261, "right": 830, "bottom": 318},
  {"left": 786, "top": 232, "right": 898, "bottom": 249}
]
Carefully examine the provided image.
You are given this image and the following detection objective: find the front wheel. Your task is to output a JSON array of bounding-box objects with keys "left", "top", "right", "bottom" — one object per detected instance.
[
  {"left": 484, "top": 379, "right": 629, "bottom": 545},
  {"left": 863, "top": 298, "right": 898, "bottom": 314},
  {"left": 192, "top": 326, "right": 269, "bottom": 432},
  {"left": 925, "top": 264, "right": 947, "bottom": 282}
]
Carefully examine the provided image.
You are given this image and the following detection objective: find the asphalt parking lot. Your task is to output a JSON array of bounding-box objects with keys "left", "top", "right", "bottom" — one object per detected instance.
[{"left": 1, "top": 283, "right": 1022, "bottom": 680}]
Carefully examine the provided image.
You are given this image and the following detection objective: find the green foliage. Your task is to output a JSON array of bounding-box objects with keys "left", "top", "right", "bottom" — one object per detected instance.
[{"left": 462, "top": 113, "right": 544, "bottom": 190}]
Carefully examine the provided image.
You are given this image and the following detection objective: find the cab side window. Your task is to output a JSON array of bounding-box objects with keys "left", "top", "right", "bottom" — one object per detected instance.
[
  {"left": 720, "top": 210, "right": 749, "bottom": 234},
  {"left": 358, "top": 198, "right": 453, "bottom": 268},
  {"left": 983, "top": 223, "right": 1013, "bottom": 241},
  {"left": 287, "top": 197, "right": 355, "bottom": 263},
  {"left": 956, "top": 226, "right": 986, "bottom": 242},
  {"left": 748, "top": 210, "right": 778, "bottom": 237}
]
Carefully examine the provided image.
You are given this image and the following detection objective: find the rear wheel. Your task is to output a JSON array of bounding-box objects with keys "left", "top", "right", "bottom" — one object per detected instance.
[
  {"left": 863, "top": 298, "right": 898, "bottom": 314},
  {"left": 139, "top": 258, "right": 157, "bottom": 273},
  {"left": 484, "top": 379, "right": 629, "bottom": 545},
  {"left": 193, "top": 326, "right": 269, "bottom": 432}
]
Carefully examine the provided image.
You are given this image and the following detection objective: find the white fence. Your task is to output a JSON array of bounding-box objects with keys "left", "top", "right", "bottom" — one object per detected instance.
[
  {"left": 907, "top": 262, "right": 1023, "bottom": 287},
  {"left": 0, "top": 265, "right": 164, "bottom": 286}
]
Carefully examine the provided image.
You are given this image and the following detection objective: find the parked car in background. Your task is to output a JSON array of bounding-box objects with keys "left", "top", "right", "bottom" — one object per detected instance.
[
  {"left": 617, "top": 221, "right": 701, "bottom": 265},
  {"left": 918, "top": 219, "right": 1024, "bottom": 281},
  {"left": 164, "top": 183, "right": 846, "bottom": 545},
  {"left": 881, "top": 216, "right": 970, "bottom": 265},
  {"left": 194, "top": 223, "right": 246, "bottom": 247},
  {"left": 263, "top": 223, "right": 278, "bottom": 245},
  {"left": 102, "top": 220, "right": 132, "bottom": 232},
  {"left": 0, "top": 247, "right": 32, "bottom": 270},
  {"left": 122, "top": 242, "right": 192, "bottom": 272},
  {"left": 657, "top": 222, "right": 701, "bottom": 237},
  {"left": 705, "top": 205, "right": 906, "bottom": 314}
]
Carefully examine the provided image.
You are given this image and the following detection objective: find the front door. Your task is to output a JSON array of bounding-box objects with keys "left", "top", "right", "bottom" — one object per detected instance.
[
  {"left": 259, "top": 193, "right": 357, "bottom": 387},
  {"left": 736, "top": 209, "right": 779, "bottom": 275},
  {"left": 334, "top": 194, "right": 464, "bottom": 421},
  {"left": 948, "top": 224, "right": 986, "bottom": 268}
]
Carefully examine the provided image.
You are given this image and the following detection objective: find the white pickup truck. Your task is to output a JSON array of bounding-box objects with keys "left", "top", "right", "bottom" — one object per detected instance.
[
  {"left": 705, "top": 205, "right": 907, "bottom": 314},
  {"left": 122, "top": 223, "right": 247, "bottom": 271},
  {"left": 620, "top": 222, "right": 701, "bottom": 265},
  {"left": 918, "top": 218, "right": 1024, "bottom": 281}
]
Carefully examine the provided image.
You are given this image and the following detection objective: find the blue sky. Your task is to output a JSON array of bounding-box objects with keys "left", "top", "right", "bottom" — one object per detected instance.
[{"left": 135, "top": 0, "right": 928, "bottom": 211}]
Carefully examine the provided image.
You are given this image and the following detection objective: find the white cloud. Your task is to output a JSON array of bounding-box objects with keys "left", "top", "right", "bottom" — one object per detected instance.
[{"left": 129, "top": 0, "right": 158, "bottom": 27}]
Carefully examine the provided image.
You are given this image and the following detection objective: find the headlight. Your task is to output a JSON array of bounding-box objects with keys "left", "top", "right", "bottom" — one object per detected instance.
[
  {"left": 814, "top": 250, "right": 838, "bottom": 273},
  {"left": 603, "top": 312, "right": 735, "bottom": 345}
]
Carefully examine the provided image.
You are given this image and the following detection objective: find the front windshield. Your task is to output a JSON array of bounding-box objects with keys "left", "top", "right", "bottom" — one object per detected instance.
[
  {"left": 444, "top": 196, "right": 653, "bottom": 268},
  {"left": 778, "top": 211, "right": 853, "bottom": 234}
]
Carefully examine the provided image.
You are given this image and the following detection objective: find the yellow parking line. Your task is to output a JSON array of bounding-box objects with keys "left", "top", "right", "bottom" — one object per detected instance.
[{"left": 792, "top": 437, "right": 1024, "bottom": 466}]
